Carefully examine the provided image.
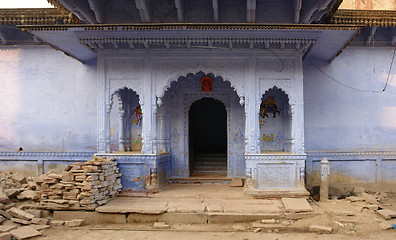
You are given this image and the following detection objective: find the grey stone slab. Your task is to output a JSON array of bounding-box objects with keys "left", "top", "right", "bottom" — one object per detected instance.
[
  {"left": 0, "top": 232, "right": 11, "bottom": 240},
  {"left": 53, "top": 211, "right": 126, "bottom": 224},
  {"left": 223, "top": 202, "right": 281, "bottom": 214},
  {"left": 0, "top": 225, "right": 17, "bottom": 233},
  {"left": 281, "top": 198, "right": 313, "bottom": 213},
  {"left": 309, "top": 225, "right": 332, "bottom": 234},
  {"left": 167, "top": 199, "right": 205, "bottom": 213},
  {"left": 10, "top": 226, "right": 41, "bottom": 240},
  {"left": 377, "top": 209, "right": 396, "bottom": 220}
]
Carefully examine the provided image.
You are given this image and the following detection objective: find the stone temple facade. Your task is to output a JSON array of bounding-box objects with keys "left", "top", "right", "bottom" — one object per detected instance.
[{"left": 1, "top": 0, "right": 396, "bottom": 197}]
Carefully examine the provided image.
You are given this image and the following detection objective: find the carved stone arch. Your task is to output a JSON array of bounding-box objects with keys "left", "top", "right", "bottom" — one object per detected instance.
[
  {"left": 186, "top": 94, "right": 230, "bottom": 113},
  {"left": 262, "top": 86, "right": 290, "bottom": 105},
  {"left": 259, "top": 86, "right": 290, "bottom": 116},
  {"left": 109, "top": 78, "right": 143, "bottom": 104},
  {"left": 110, "top": 87, "right": 141, "bottom": 110},
  {"left": 259, "top": 79, "right": 295, "bottom": 111},
  {"left": 157, "top": 67, "right": 243, "bottom": 99}
]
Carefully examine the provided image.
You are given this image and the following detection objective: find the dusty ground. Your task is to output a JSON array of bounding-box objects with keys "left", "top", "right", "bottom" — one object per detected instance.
[{"left": 34, "top": 225, "right": 396, "bottom": 240}]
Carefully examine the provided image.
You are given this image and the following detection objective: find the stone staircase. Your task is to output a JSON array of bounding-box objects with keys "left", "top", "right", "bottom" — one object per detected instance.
[{"left": 191, "top": 154, "right": 227, "bottom": 175}]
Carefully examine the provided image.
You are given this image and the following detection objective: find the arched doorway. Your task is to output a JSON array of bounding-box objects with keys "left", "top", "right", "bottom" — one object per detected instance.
[{"left": 189, "top": 97, "right": 227, "bottom": 176}]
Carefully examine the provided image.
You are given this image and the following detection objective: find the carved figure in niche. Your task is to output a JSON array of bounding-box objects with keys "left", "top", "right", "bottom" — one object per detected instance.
[
  {"left": 201, "top": 76, "right": 213, "bottom": 92},
  {"left": 260, "top": 96, "right": 281, "bottom": 118},
  {"left": 132, "top": 105, "right": 142, "bottom": 125}
]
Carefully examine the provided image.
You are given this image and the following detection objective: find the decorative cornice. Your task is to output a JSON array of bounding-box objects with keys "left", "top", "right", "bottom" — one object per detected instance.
[
  {"left": 306, "top": 150, "right": 396, "bottom": 158},
  {"left": 0, "top": 151, "right": 95, "bottom": 157},
  {"left": 245, "top": 153, "right": 306, "bottom": 161},
  {"left": 80, "top": 36, "right": 317, "bottom": 51},
  {"left": 0, "top": 8, "right": 79, "bottom": 25},
  {"left": 18, "top": 23, "right": 363, "bottom": 32},
  {"left": 332, "top": 9, "right": 396, "bottom": 27}
]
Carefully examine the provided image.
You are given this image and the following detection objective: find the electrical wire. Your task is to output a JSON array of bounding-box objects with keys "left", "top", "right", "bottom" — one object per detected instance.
[
  {"left": 383, "top": 44, "right": 396, "bottom": 91},
  {"left": 308, "top": 45, "right": 396, "bottom": 93}
]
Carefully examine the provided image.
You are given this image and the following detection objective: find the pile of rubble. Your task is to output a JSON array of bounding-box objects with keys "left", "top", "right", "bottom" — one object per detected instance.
[
  {"left": 0, "top": 206, "right": 85, "bottom": 239},
  {"left": 36, "top": 156, "right": 122, "bottom": 210},
  {"left": 0, "top": 172, "right": 40, "bottom": 204}
]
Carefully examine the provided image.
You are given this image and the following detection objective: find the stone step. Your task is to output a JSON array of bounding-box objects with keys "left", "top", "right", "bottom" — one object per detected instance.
[
  {"left": 169, "top": 177, "right": 231, "bottom": 185},
  {"left": 193, "top": 165, "right": 227, "bottom": 170},
  {"left": 194, "top": 161, "right": 227, "bottom": 166}
]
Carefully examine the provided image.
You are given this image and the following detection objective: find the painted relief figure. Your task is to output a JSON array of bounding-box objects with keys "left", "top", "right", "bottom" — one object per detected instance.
[
  {"left": 201, "top": 76, "right": 213, "bottom": 92},
  {"left": 132, "top": 105, "right": 142, "bottom": 126},
  {"left": 260, "top": 96, "right": 281, "bottom": 118}
]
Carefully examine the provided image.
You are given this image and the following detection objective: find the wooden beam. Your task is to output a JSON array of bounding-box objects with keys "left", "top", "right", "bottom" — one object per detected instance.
[
  {"left": 247, "top": 0, "right": 256, "bottom": 23},
  {"left": 0, "top": 30, "right": 7, "bottom": 44},
  {"left": 294, "top": 0, "right": 302, "bottom": 23},
  {"left": 88, "top": 0, "right": 105, "bottom": 23},
  {"left": 174, "top": 0, "right": 183, "bottom": 22},
  {"left": 300, "top": 0, "right": 332, "bottom": 23},
  {"left": 391, "top": 28, "right": 396, "bottom": 46},
  {"left": 59, "top": 0, "right": 97, "bottom": 23},
  {"left": 366, "top": 25, "right": 377, "bottom": 45},
  {"left": 135, "top": 0, "right": 150, "bottom": 23},
  {"left": 212, "top": 0, "right": 219, "bottom": 23}
]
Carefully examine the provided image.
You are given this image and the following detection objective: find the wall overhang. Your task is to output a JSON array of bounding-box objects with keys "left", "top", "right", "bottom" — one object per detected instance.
[{"left": 18, "top": 23, "right": 363, "bottom": 63}]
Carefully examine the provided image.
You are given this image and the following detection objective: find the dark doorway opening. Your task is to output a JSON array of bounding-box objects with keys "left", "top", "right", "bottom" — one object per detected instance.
[{"left": 189, "top": 98, "right": 227, "bottom": 176}]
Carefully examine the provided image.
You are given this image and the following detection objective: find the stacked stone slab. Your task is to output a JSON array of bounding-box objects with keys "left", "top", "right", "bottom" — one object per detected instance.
[{"left": 35, "top": 156, "right": 122, "bottom": 210}]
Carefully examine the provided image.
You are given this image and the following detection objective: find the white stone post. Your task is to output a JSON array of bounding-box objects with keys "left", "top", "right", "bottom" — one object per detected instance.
[
  {"left": 320, "top": 157, "right": 330, "bottom": 201},
  {"left": 105, "top": 104, "right": 111, "bottom": 153},
  {"left": 118, "top": 111, "right": 125, "bottom": 151}
]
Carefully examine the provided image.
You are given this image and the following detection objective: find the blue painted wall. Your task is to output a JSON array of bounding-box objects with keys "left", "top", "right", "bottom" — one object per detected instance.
[
  {"left": 304, "top": 46, "right": 396, "bottom": 152},
  {"left": 0, "top": 46, "right": 97, "bottom": 152}
]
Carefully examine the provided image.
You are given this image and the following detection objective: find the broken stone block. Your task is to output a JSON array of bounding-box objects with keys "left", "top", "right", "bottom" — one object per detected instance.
[
  {"left": 281, "top": 198, "right": 313, "bottom": 213},
  {"left": 379, "top": 222, "right": 394, "bottom": 230},
  {"left": 360, "top": 193, "right": 379, "bottom": 205},
  {"left": 4, "top": 189, "right": 23, "bottom": 198},
  {"left": 153, "top": 222, "right": 170, "bottom": 229},
  {"left": 16, "top": 190, "right": 40, "bottom": 201},
  {"left": 49, "top": 220, "right": 65, "bottom": 227},
  {"left": 377, "top": 209, "right": 396, "bottom": 220},
  {"left": 23, "top": 210, "right": 41, "bottom": 219},
  {"left": 345, "top": 196, "right": 365, "bottom": 202},
  {"left": 31, "top": 218, "right": 49, "bottom": 225},
  {"left": 64, "top": 219, "right": 85, "bottom": 227},
  {"left": 40, "top": 210, "right": 51, "bottom": 219},
  {"left": 11, "top": 174, "right": 27, "bottom": 185},
  {"left": 230, "top": 178, "right": 243, "bottom": 187},
  {"left": 10, "top": 218, "right": 30, "bottom": 225},
  {"left": 309, "top": 225, "right": 333, "bottom": 234},
  {"left": 0, "top": 190, "right": 9, "bottom": 204},
  {"left": 353, "top": 187, "right": 365, "bottom": 194},
  {"left": 0, "top": 216, "right": 5, "bottom": 224},
  {"left": 261, "top": 219, "right": 276, "bottom": 224},
  {"left": 0, "top": 232, "right": 11, "bottom": 240},
  {"left": 0, "top": 210, "right": 13, "bottom": 219},
  {"left": 10, "top": 226, "right": 41, "bottom": 240},
  {"left": 232, "top": 224, "right": 246, "bottom": 231},
  {"left": 7, "top": 208, "right": 34, "bottom": 221}
]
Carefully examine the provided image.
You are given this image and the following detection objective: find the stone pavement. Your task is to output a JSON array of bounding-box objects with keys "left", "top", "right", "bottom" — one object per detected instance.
[{"left": 90, "top": 185, "right": 319, "bottom": 224}]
